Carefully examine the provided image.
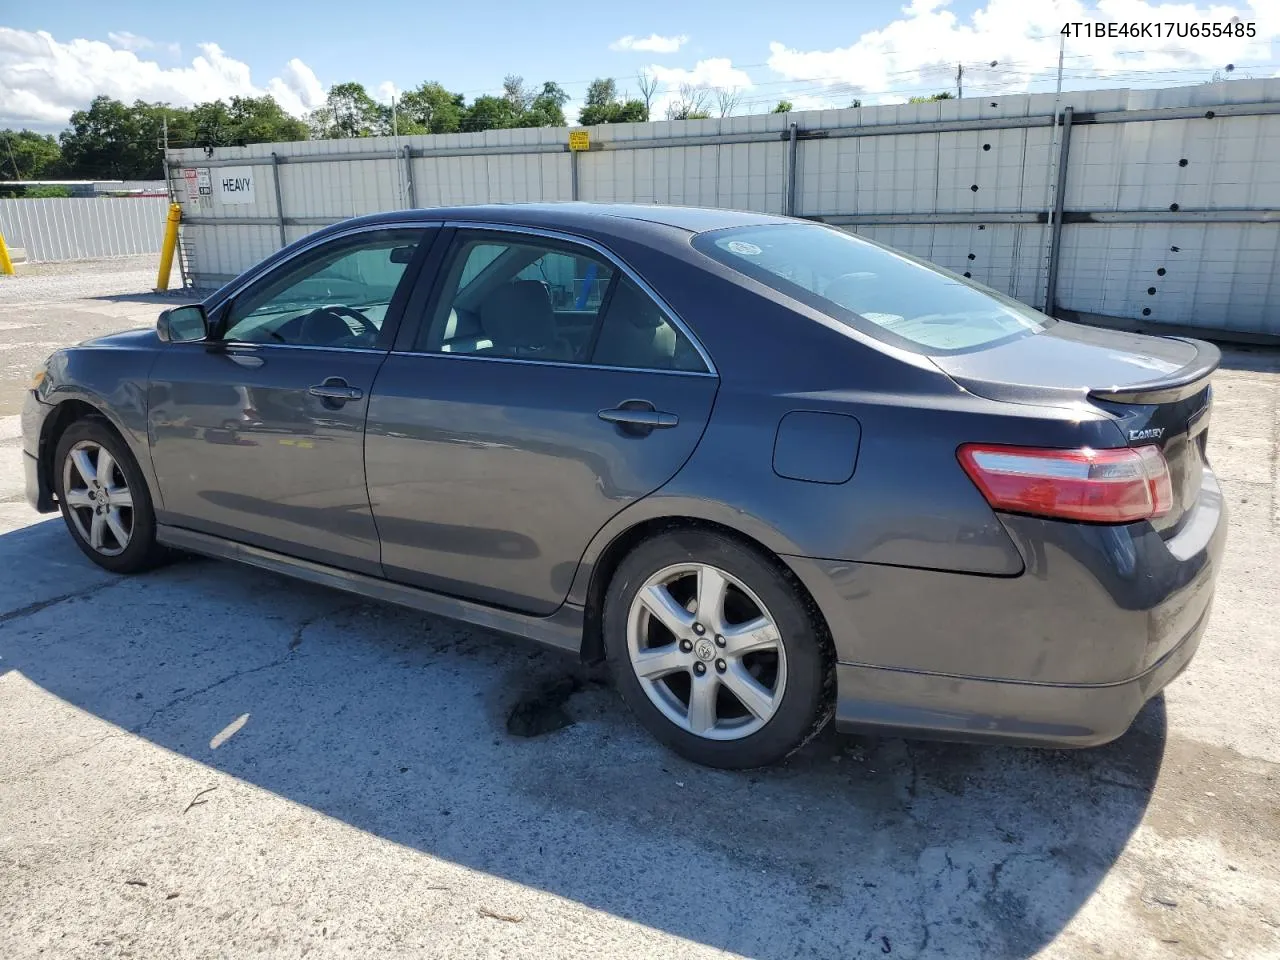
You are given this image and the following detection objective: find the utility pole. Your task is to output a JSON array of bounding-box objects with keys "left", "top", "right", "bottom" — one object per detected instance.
[
  {"left": 391, "top": 96, "right": 399, "bottom": 137},
  {"left": 1055, "top": 32, "right": 1065, "bottom": 96},
  {"left": 159, "top": 113, "right": 169, "bottom": 181},
  {"left": 956, "top": 63, "right": 963, "bottom": 99}
]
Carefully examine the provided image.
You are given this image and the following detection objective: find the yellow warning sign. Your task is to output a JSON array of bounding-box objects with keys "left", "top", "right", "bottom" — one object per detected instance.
[{"left": 568, "top": 130, "right": 590, "bottom": 152}]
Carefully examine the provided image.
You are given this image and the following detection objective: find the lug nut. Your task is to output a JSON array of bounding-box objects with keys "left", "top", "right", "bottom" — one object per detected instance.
[
  {"left": 715, "top": 659, "right": 726, "bottom": 673},
  {"left": 693, "top": 662, "right": 706, "bottom": 676},
  {"left": 679, "top": 639, "right": 693, "bottom": 653},
  {"left": 715, "top": 634, "right": 725, "bottom": 648},
  {"left": 693, "top": 623, "right": 705, "bottom": 636}
]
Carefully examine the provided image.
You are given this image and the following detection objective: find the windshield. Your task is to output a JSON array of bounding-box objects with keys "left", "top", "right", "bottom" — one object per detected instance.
[{"left": 692, "top": 223, "right": 1052, "bottom": 354}]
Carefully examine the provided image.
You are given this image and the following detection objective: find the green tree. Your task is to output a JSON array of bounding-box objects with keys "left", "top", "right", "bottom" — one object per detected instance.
[
  {"left": 772, "top": 100, "right": 793, "bottom": 113},
  {"left": 182, "top": 96, "right": 304, "bottom": 149},
  {"left": 25, "top": 184, "right": 71, "bottom": 197},
  {"left": 907, "top": 92, "right": 954, "bottom": 103},
  {"left": 399, "top": 82, "right": 466, "bottom": 134},
  {"left": 462, "top": 95, "right": 518, "bottom": 132},
  {"left": 309, "top": 82, "right": 388, "bottom": 138},
  {"left": 578, "top": 77, "right": 648, "bottom": 125},
  {"left": 59, "top": 96, "right": 173, "bottom": 179},
  {"left": 502, "top": 75, "right": 533, "bottom": 113},
  {"left": 521, "top": 82, "right": 569, "bottom": 128},
  {"left": 0, "top": 129, "right": 65, "bottom": 180},
  {"left": 665, "top": 84, "right": 712, "bottom": 121},
  {"left": 226, "top": 96, "right": 308, "bottom": 144}
]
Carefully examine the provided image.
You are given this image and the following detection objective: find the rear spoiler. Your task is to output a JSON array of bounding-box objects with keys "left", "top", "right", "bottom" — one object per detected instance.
[{"left": 1088, "top": 338, "right": 1220, "bottom": 405}]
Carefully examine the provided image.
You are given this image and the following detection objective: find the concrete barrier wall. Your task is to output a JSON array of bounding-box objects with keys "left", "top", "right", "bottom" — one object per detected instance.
[{"left": 168, "top": 79, "right": 1280, "bottom": 338}]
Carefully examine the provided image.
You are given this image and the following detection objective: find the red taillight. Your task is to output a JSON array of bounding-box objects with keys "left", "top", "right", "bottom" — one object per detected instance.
[{"left": 958, "top": 443, "right": 1174, "bottom": 524}]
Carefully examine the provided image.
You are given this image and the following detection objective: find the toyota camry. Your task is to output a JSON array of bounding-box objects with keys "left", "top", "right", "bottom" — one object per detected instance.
[{"left": 21, "top": 203, "right": 1226, "bottom": 768}]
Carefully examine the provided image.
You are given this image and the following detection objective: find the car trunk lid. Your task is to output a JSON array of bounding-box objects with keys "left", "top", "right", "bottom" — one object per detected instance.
[{"left": 932, "top": 321, "right": 1218, "bottom": 533}]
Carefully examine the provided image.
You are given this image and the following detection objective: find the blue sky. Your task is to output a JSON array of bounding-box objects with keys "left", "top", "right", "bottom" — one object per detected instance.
[
  {"left": 9, "top": 0, "right": 984, "bottom": 102},
  {"left": 2, "top": 0, "right": 1277, "bottom": 129}
]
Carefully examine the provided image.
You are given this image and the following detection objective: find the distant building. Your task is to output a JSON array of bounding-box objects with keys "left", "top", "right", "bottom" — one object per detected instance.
[{"left": 0, "top": 180, "right": 168, "bottom": 198}]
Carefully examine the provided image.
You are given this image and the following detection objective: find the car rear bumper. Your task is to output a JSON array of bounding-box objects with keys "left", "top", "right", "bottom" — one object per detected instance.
[
  {"left": 831, "top": 603, "right": 1205, "bottom": 746},
  {"left": 784, "top": 467, "right": 1226, "bottom": 747}
]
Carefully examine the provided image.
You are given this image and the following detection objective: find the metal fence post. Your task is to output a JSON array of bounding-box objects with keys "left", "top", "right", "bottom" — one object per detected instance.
[
  {"left": 270, "top": 153, "right": 287, "bottom": 249},
  {"left": 785, "top": 122, "right": 799, "bottom": 217},
  {"left": 402, "top": 145, "right": 416, "bottom": 209},
  {"left": 570, "top": 148, "right": 580, "bottom": 201},
  {"left": 1044, "top": 106, "right": 1074, "bottom": 317}
]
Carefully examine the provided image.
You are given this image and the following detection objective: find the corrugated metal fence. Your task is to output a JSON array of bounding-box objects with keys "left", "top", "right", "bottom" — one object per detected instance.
[
  {"left": 0, "top": 196, "right": 169, "bottom": 262},
  {"left": 168, "top": 79, "right": 1280, "bottom": 339}
]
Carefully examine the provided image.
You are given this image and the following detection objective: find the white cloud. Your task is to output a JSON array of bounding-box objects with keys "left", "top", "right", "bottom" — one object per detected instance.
[
  {"left": 267, "top": 59, "right": 328, "bottom": 116},
  {"left": 106, "top": 31, "right": 152, "bottom": 52},
  {"left": 375, "top": 80, "right": 399, "bottom": 104},
  {"left": 765, "top": 0, "right": 1279, "bottom": 106},
  {"left": 648, "top": 58, "right": 753, "bottom": 90},
  {"left": 106, "top": 31, "right": 182, "bottom": 60},
  {"left": 611, "top": 33, "right": 689, "bottom": 53},
  {"left": 0, "top": 28, "right": 327, "bottom": 129},
  {"left": 645, "top": 57, "right": 754, "bottom": 115}
]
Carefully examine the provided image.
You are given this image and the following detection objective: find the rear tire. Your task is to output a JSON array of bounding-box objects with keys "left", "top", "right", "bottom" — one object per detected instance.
[
  {"left": 53, "top": 418, "right": 167, "bottom": 574},
  {"left": 603, "top": 529, "right": 832, "bottom": 769}
]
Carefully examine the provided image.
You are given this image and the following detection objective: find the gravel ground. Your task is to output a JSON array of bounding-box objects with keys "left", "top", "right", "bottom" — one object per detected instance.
[
  {"left": 1, "top": 261, "right": 1278, "bottom": 960},
  {"left": 0, "top": 255, "right": 178, "bottom": 416}
]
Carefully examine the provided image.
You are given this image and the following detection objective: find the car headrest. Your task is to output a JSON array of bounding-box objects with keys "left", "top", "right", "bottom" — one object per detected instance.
[
  {"left": 608, "top": 279, "right": 664, "bottom": 330},
  {"left": 480, "top": 280, "right": 556, "bottom": 347}
]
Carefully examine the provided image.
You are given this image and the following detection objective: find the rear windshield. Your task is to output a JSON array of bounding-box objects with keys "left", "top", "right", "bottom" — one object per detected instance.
[{"left": 692, "top": 223, "right": 1052, "bottom": 355}]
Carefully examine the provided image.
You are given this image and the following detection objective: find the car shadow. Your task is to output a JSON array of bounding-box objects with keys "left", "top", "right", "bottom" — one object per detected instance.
[
  {"left": 87, "top": 291, "right": 193, "bottom": 306},
  {"left": 1217, "top": 345, "right": 1280, "bottom": 373},
  {"left": 0, "top": 518, "right": 1166, "bottom": 959}
]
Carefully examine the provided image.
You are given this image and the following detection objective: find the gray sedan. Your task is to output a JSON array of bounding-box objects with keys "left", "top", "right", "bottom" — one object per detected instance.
[{"left": 21, "top": 203, "right": 1226, "bottom": 768}]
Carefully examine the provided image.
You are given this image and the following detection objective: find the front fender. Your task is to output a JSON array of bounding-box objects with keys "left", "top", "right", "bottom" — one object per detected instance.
[{"left": 38, "top": 343, "right": 162, "bottom": 509}]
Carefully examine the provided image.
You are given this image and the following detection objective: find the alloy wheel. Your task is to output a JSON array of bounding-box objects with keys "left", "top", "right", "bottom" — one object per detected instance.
[
  {"left": 626, "top": 562, "right": 787, "bottom": 741},
  {"left": 62, "top": 440, "right": 134, "bottom": 557}
]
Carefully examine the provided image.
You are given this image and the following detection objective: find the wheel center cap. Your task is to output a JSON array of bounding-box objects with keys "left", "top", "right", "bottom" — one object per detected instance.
[{"left": 693, "top": 637, "right": 716, "bottom": 662}]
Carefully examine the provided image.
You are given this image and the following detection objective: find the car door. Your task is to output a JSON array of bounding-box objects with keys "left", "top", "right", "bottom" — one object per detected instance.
[
  {"left": 365, "top": 226, "right": 719, "bottom": 614},
  {"left": 148, "top": 226, "right": 432, "bottom": 575}
]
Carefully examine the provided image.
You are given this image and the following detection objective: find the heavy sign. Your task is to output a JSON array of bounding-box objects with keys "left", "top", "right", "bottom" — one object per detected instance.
[{"left": 215, "top": 166, "right": 256, "bottom": 205}]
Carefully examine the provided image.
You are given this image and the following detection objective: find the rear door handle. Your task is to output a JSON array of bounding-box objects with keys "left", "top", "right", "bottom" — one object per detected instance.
[
  {"left": 308, "top": 378, "right": 363, "bottom": 403},
  {"left": 599, "top": 401, "right": 678, "bottom": 435},
  {"left": 599, "top": 408, "right": 678, "bottom": 428}
]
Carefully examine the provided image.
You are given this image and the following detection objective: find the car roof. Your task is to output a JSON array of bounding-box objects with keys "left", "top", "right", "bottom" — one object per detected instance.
[{"left": 340, "top": 202, "right": 792, "bottom": 239}]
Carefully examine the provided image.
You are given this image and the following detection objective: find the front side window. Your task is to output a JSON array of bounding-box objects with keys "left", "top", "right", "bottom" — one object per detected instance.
[
  {"left": 417, "top": 232, "right": 706, "bottom": 372},
  {"left": 223, "top": 229, "right": 422, "bottom": 348},
  {"left": 692, "top": 223, "right": 1051, "bottom": 355}
]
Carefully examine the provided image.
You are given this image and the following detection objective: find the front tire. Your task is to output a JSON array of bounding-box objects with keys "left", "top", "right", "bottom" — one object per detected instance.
[
  {"left": 603, "top": 529, "right": 832, "bottom": 769},
  {"left": 53, "top": 418, "right": 166, "bottom": 574}
]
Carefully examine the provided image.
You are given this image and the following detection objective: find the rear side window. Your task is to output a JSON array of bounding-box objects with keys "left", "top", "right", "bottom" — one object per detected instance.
[
  {"left": 416, "top": 231, "right": 707, "bottom": 372},
  {"left": 692, "top": 223, "right": 1051, "bottom": 355}
]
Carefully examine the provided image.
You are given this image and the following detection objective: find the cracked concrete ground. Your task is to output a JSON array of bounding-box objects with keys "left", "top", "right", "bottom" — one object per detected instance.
[{"left": 1, "top": 259, "right": 1279, "bottom": 959}]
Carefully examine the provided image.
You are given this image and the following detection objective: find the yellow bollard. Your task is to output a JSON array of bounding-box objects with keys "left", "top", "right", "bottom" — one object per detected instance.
[
  {"left": 0, "top": 229, "right": 14, "bottom": 276},
  {"left": 154, "top": 202, "right": 182, "bottom": 291}
]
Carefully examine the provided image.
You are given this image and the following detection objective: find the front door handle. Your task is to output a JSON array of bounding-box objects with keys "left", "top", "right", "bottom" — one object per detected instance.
[
  {"left": 599, "top": 400, "right": 678, "bottom": 436},
  {"left": 224, "top": 347, "right": 263, "bottom": 369},
  {"left": 308, "top": 378, "right": 363, "bottom": 404}
]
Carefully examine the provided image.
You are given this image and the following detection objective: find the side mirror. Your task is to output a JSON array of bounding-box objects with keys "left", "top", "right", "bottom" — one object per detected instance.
[{"left": 157, "top": 305, "right": 209, "bottom": 343}]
